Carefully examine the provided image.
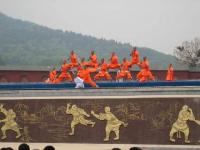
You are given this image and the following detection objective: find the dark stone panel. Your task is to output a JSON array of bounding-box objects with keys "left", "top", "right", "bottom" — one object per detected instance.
[{"left": 0, "top": 97, "right": 200, "bottom": 145}]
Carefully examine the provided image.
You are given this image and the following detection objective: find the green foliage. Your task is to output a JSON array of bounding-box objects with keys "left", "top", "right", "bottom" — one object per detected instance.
[{"left": 0, "top": 12, "right": 183, "bottom": 69}]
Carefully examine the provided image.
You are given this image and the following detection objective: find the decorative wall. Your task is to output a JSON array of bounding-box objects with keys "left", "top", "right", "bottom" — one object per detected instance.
[{"left": 0, "top": 97, "right": 200, "bottom": 145}]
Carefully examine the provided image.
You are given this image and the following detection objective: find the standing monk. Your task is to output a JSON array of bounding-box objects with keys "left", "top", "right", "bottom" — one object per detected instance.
[
  {"left": 137, "top": 57, "right": 155, "bottom": 82},
  {"left": 94, "top": 58, "right": 112, "bottom": 81},
  {"left": 130, "top": 47, "right": 140, "bottom": 66},
  {"left": 57, "top": 59, "right": 72, "bottom": 83},
  {"left": 77, "top": 65, "right": 98, "bottom": 87},
  {"left": 69, "top": 50, "right": 78, "bottom": 68},
  {"left": 108, "top": 52, "right": 121, "bottom": 69},
  {"left": 166, "top": 64, "right": 174, "bottom": 81},
  {"left": 116, "top": 58, "right": 132, "bottom": 80}
]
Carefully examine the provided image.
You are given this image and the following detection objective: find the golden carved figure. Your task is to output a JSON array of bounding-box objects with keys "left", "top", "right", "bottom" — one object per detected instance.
[
  {"left": 66, "top": 103, "right": 95, "bottom": 135},
  {"left": 91, "top": 106, "right": 128, "bottom": 141},
  {"left": 0, "top": 104, "right": 21, "bottom": 140},
  {"left": 169, "top": 105, "right": 196, "bottom": 143}
]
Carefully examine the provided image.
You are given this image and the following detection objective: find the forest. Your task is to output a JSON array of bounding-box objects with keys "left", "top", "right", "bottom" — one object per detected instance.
[{"left": 0, "top": 12, "right": 184, "bottom": 69}]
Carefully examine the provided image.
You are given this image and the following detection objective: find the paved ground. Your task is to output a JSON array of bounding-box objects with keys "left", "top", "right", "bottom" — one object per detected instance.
[{"left": 0, "top": 86, "right": 200, "bottom": 97}]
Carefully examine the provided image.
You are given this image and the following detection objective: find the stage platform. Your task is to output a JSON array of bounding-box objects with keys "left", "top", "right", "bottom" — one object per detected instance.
[
  {"left": 0, "top": 80, "right": 200, "bottom": 90},
  {"left": 0, "top": 86, "right": 200, "bottom": 97},
  {"left": 0, "top": 81, "right": 200, "bottom": 150}
]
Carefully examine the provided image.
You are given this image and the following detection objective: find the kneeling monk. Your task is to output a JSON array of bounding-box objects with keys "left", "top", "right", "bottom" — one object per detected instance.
[
  {"left": 94, "top": 58, "right": 112, "bottom": 81},
  {"left": 130, "top": 47, "right": 140, "bottom": 66},
  {"left": 69, "top": 50, "right": 78, "bottom": 68},
  {"left": 116, "top": 58, "right": 132, "bottom": 80},
  {"left": 86, "top": 51, "right": 98, "bottom": 69},
  {"left": 57, "top": 59, "right": 72, "bottom": 83},
  {"left": 137, "top": 57, "right": 155, "bottom": 82},
  {"left": 108, "top": 52, "right": 121, "bottom": 69},
  {"left": 48, "top": 67, "right": 57, "bottom": 83},
  {"left": 80, "top": 57, "right": 87, "bottom": 68}
]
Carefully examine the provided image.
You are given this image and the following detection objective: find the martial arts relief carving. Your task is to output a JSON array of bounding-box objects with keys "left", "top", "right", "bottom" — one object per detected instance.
[
  {"left": 91, "top": 106, "right": 128, "bottom": 141},
  {"left": 1, "top": 102, "right": 200, "bottom": 144},
  {"left": 66, "top": 103, "right": 95, "bottom": 135},
  {"left": 66, "top": 104, "right": 127, "bottom": 141},
  {"left": 169, "top": 105, "right": 200, "bottom": 143},
  {"left": 0, "top": 104, "right": 21, "bottom": 140}
]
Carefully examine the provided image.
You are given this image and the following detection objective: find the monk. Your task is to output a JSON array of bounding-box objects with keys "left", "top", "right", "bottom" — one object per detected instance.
[
  {"left": 57, "top": 59, "right": 72, "bottom": 83},
  {"left": 86, "top": 51, "right": 98, "bottom": 69},
  {"left": 69, "top": 50, "right": 78, "bottom": 68},
  {"left": 77, "top": 58, "right": 90, "bottom": 72},
  {"left": 137, "top": 57, "right": 155, "bottom": 82},
  {"left": 77, "top": 65, "right": 98, "bottom": 87},
  {"left": 116, "top": 58, "right": 132, "bottom": 80},
  {"left": 130, "top": 47, "right": 140, "bottom": 66},
  {"left": 45, "top": 67, "right": 57, "bottom": 83},
  {"left": 80, "top": 57, "right": 87, "bottom": 67},
  {"left": 94, "top": 58, "right": 112, "bottom": 81},
  {"left": 49, "top": 67, "right": 57, "bottom": 83},
  {"left": 166, "top": 64, "right": 174, "bottom": 81},
  {"left": 108, "top": 52, "right": 121, "bottom": 69}
]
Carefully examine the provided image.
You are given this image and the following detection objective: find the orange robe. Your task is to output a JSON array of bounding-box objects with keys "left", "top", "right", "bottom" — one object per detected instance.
[
  {"left": 166, "top": 66, "right": 174, "bottom": 81},
  {"left": 80, "top": 60, "right": 87, "bottom": 68},
  {"left": 87, "top": 54, "right": 98, "bottom": 68},
  {"left": 49, "top": 70, "right": 57, "bottom": 83},
  {"left": 70, "top": 53, "right": 78, "bottom": 68},
  {"left": 137, "top": 60, "right": 155, "bottom": 82},
  {"left": 108, "top": 55, "right": 121, "bottom": 69},
  {"left": 131, "top": 50, "right": 140, "bottom": 65},
  {"left": 116, "top": 61, "right": 132, "bottom": 80},
  {"left": 57, "top": 63, "right": 72, "bottom": 82},
  {"left": 78, "top": 68, "right": 97, "bottom": 87},
  {"left": 79, "top": 60, "right": 97, "bottom": 73},
  {"left": 94, "top": 62, "right": 112, "bottom": 80}
]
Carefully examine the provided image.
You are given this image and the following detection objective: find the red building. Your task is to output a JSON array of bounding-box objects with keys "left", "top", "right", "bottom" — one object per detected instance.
[{"left": 0, "top": 66, "right": 199, "bottom": 83}]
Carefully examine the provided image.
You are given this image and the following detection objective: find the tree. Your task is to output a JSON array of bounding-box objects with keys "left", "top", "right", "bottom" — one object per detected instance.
[{"left": 174, "top": 38, "right": 200, "bottom": 67}]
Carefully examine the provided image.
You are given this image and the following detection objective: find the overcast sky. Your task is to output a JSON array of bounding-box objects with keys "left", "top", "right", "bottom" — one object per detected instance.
[{"left": 0, "top": 0, "right": 200, "bottom": 54}]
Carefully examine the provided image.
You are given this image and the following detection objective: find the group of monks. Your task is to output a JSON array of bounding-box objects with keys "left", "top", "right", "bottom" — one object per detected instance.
[{"left": 46, "top": 48, "right": 174, "bottom": 87}]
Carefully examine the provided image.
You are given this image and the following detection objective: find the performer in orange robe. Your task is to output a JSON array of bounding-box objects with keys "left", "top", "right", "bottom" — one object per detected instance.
[
  {"left": 69, "top": 50, "right": 78, "bottom": 68},
  {"left": 137, "top": 57, "right": 155, "bottom": 82},
  {"left": 49, "top": 67, "right": 57, "bottom": 83},
  {"left": 166, "top": 64, "right": 174, "bottom": 81},
  {"left": 79, "top": 57, "right": 87, "bottom": 67},
  {"left": 116, "top": 58, "right": 132, "bottom": 80},
  {"left": 45, "top": 67, "right": 57, "bottom": 83},
  {"left": 56, "top": 60, "right": 72, "bottom": 83},
  {"left": 86, "top": 51, "right": 98, "bottom": 68},
  {"left": 108, "top": 52, "right": 121, "bottom": 69},
  {"left": 77, "top": 65, "right": 98, "bottom": 87},
  {"left": 94, "top": 58, "right": 112, "bottom": 81},
  {"left": 130, "top": 47, "right": 140, "bottom": 66}
]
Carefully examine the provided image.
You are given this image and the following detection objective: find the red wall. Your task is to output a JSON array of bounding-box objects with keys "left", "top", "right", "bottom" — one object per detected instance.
[
  {"left": 0, "top": 70, "right": 48, "bottom": 82},
  {"left": 0, "top": 70, "right": 199, "bottom": 83}
]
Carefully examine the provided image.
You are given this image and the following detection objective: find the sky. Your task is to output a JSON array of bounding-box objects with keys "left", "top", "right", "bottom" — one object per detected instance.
[{"left": 0, "top": 0, "right": 200, "bottom": 54}]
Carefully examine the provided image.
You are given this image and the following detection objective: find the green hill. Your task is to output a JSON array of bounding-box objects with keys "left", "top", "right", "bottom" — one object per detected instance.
[{"left": 0, "top": 12, "right": 184, "bottom": 69}]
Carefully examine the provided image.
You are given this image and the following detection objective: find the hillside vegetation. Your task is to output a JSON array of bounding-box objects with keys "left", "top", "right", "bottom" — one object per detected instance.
[{"left": 0, "top": 12, "right": 184, "bottom": 69}]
